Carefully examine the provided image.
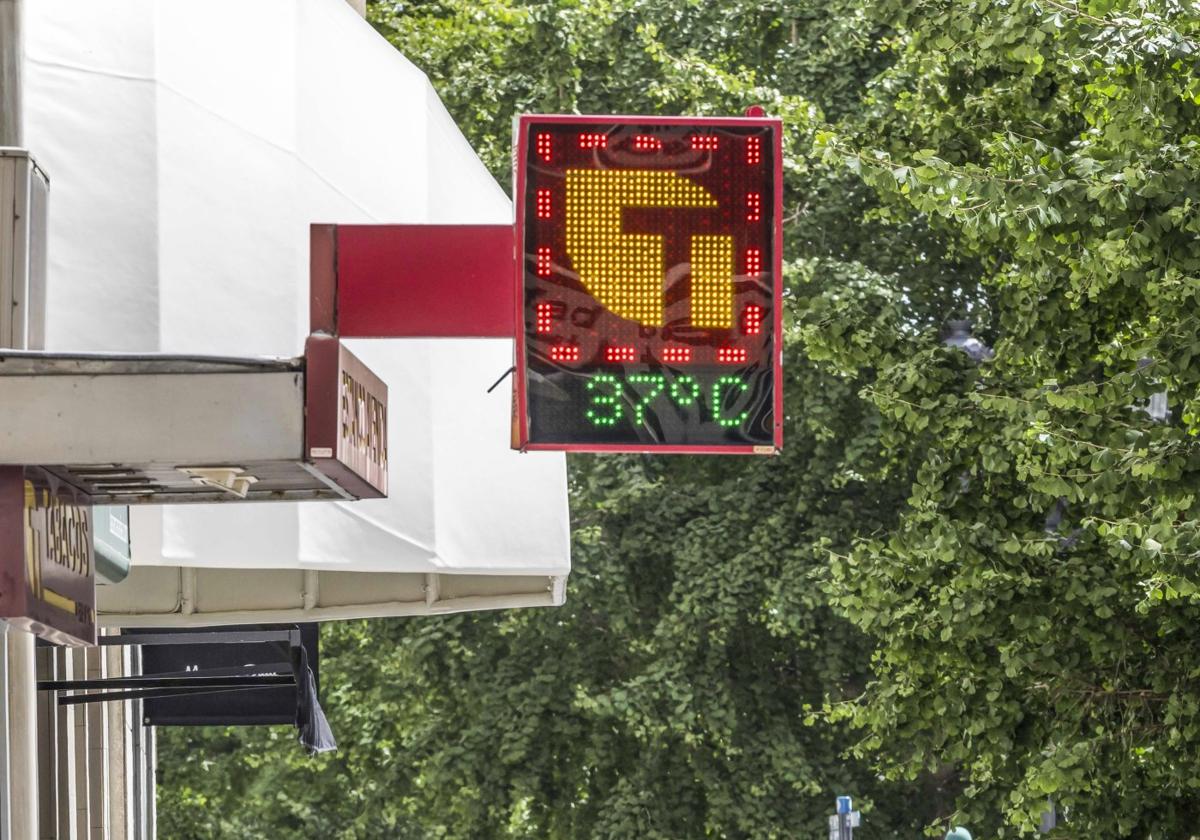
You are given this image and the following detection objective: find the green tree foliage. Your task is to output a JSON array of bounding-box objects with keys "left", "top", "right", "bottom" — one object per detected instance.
[
  {"left": 812, "top": 0, "right": 1200, "bottom": 835},
  {"left": 159, "top": 0, "right": 1200, "bottom": 836},
  {"left": 160, "top": 0, "right": 961, "bottom": 836}
]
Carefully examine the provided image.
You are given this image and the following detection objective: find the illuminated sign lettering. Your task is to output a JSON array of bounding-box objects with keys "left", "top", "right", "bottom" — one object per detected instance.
[
  {"left": 340, "top": 369, "right": 388, "bottom": 474},
  {"left": 0, "top": 468, "right": 96, "bottom": 646},
  {"left": 305, "top": 336, "right": 389, "bottom": 499},
  {"left": 514, "top": 116, "right": 782, "bottom": 453}
]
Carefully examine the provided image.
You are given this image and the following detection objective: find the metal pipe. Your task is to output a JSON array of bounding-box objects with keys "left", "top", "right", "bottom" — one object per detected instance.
[
  {"left": 39, "top": 674, "right": 294, "bottom": 692},
  {"left": 59, "top": 683, "right": 285, "bottom": 707},
  {"left": 99, "top": 630, "right": 297, "bottom": 647},
  {"left": 1, "top": 8, "right": 40, "bottom": 825},
  {"left": 0, "top": 0, "right": 21, "bottom": 146},
  {"left": 0, "top": 0, "right": 36, "bottom": 772},
  {"left": 6, "top": 631, "right": 35, "bottom": 838}
]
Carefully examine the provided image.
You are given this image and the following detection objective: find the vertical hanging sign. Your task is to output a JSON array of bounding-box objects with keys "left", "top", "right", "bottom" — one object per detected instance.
[
  {"left": 0, "top": 467, "right": 96, "bottom": 646},
  {"left": 513, "top": 115, "right": 783, "bottom": 453},
  {"left": 304, "top": 335, "right": 389, "bottom": 499}
]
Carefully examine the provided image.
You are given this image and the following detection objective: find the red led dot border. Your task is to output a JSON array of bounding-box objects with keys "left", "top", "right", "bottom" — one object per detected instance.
[
  {"left": 746, "top": 136, "right": 761, "bottom": 165},
  {"left": 744, "top": 248, "right": 762, "bottom": 275},
  {"left": 549, "top": 344, "right": 580, "bottom": 362},
  {"left": 536, "top": 302, "right": 554, "bottom": 334},
  {"left": 605, "top": 345, "right": 638, "bottom": 363},
  {"left": 742, "top": 305, "right": 763, "bottom": 336},
  {"left": 746, "top": 192, "right": 762, "bottom": 222}
]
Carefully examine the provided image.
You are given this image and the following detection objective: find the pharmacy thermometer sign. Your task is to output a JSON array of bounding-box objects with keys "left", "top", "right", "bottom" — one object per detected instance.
[{"left": 513, "top": 114, "right": 783, "bottom": 454}]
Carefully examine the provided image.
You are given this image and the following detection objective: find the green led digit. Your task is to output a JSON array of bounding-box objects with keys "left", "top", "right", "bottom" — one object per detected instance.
[
  {"left": 627, "top": 374, "right": 666, "bottom": 425},
  {"left": 712, "top": 375, "right": 750, "bottom": 428},
  {"left": 670, "top": 375, "right": 700, "bottom": 406},
  {"left": 586, "top": 374, "right": 623, "bottom": 427}
]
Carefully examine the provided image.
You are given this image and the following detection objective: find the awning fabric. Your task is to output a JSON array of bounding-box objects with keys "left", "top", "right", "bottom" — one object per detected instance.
[{"left": 22, "top": 0, "right": 570, "bottom": 622}]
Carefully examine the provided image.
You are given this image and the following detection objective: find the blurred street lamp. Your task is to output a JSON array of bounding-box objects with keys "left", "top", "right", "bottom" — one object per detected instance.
[
  {"left": 1136, "top": 358, "right": 1170, "bottom": 422},
  {"left": 828, "top": 795, "right": 860, "bottom": 839},
  {"left": 943, "top": 320, "right": 994, "bottom": 362}
]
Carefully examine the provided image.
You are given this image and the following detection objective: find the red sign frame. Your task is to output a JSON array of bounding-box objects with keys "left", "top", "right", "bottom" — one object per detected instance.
[{"left": 512, "top": 114, "right": 784, "bottom": 455}]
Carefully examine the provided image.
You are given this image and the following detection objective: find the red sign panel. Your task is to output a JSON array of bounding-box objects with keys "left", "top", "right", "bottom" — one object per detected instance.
[{"left": 514, "top": 115, "right": 783, "bottom": 454}]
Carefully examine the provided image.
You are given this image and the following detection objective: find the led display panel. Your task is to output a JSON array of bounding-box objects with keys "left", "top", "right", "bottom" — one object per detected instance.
[{"left": 514, "top": 115, "right": 783, "bottom": 453}]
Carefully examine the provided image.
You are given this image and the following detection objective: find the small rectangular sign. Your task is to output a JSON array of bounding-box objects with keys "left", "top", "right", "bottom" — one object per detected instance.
[
  {"left": 305, "top": 335, "right": 388, "bottom": 499},
  {"left": 135, "top": 623, "right": 317, "bottom": 727},
  {"left": 0, "top": 467, "right": 96, "bottom": 646},
  {"left": 513, "top": 114, "right": 783, "bottom": 454}
]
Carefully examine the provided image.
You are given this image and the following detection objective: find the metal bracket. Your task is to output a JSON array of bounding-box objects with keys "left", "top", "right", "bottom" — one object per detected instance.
[{"left": 179, "top": 466, "right": 259, "bottom": 499}]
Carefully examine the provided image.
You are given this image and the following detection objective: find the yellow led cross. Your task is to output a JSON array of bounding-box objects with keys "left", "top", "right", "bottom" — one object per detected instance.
[{"left": 564, "top": 169, "right": 733, "bottom": 328}]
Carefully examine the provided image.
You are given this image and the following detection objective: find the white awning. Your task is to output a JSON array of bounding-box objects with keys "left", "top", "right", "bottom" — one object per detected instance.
[{"left": 22, "top": 0, "right": 570, "bottom": 623}]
